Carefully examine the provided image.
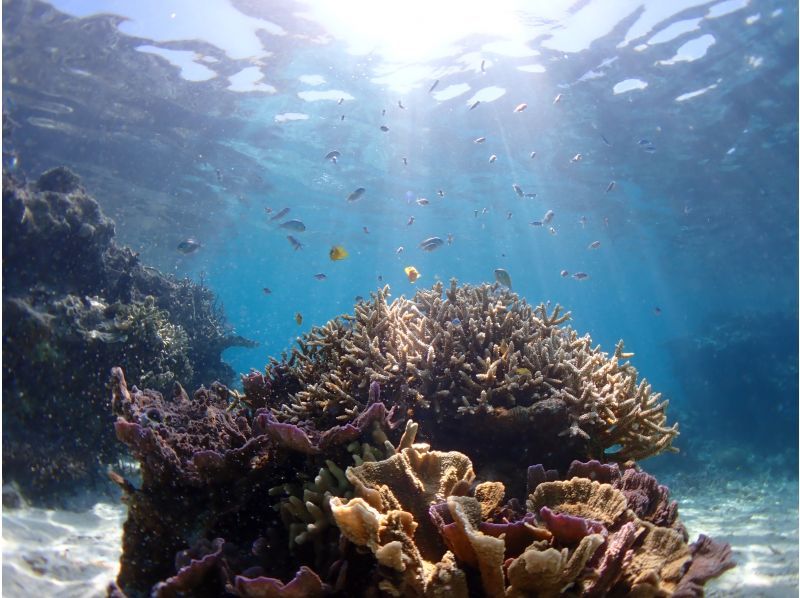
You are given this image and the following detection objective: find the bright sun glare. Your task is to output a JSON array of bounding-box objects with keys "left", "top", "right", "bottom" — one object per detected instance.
[{"left": 302, "top": 0, "right": 526, "bottom": 63}]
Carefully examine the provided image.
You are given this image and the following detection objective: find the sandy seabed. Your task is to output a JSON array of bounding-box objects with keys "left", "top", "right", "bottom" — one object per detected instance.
[{"left": 2, "top": 476, "right": 797, "bottom": 597}]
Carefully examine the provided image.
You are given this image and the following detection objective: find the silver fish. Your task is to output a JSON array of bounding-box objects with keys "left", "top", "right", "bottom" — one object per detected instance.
[
  {"left": 270, "top": 207, "right": 290, "bottom": 221},
  {"left": 416, "top": 197, "right": 430, "bottom": 206},
  {"left": 588, "top": 241, "right": 601, "bottom": 249},
  {"left": 542, "top": 210, "right": 554, "bottom": 224},
  {"left": 324, "top": 150, "right": 341, "bottom": 162},
  {"left": 530, "top": 220, "right": 543, "bottom": 227},
  {"left": 396, "top": 246, "right": 404, "bottom": 255},
  {"left": 347, "top": 187, "right": 366, "bottom": 202},
  {"left": 480, "top": 59, "right": 486, "bottom": 72},
  {"left": 524, "top": 193, "right": 537, "bottom": 198},
  {"left": 494, "top": 268, "right": 512, "bottom": 289},
  {"left": 553, "top": 93, "right": 563, "bottom": 104},
  {"left": 548, "top": 227, "right": 557, "bottom": 236},
  {"left": 398, "top": 100, "right": 405, "bottom": 109},
  {"left": 287, "top": 235, "right": 303, "bottom": 250},
  {"left": 177, "top": 238, "right": 201, "bottom": 254},
  {"left": 605, "top": 181, "right": 616, "bottom": 193},
  {"left": 429, "top": 79, "right": 439, "bottom": 93},
  {"left": 469, "top": 100, "right": 480, "bottom": 110},
  {"left": 573, "top": 272, "right": 589, "bottom": 280},
  {"left": 280, "top": 219, "right": 306, "bottom": 232},
  {"left": 560, "top": 270, "right": 569, "bottom": 277},
  {"left": 313, "top": 273, "right": 327, "bottom": 280},
  {"left": 489, "top": 154, "right": 497, "bottom": 163},
  {"left": 437, "top": 190, "right": 445, "bottom": 197},
  {"left": 474, "top": 136, "right": 486, "bottom": 143},
  {"left": 530, "top": 151, "right": 537, "bottom": 159},
  {"left": 512, "top": 184, "right": 524, "bottom": 197},
  {"left": 571, "top": 153, "right": 583, "bottom": 162},
  {"left": 380, "top": 125, "right": 389, "bottom": 132},
  {"left": 419, "top": 237, "right": 444, "bottom": 251}
]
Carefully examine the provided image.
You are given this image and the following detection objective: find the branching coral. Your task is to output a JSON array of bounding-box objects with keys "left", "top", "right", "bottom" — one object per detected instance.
[{"left": 256, "top": 280, "right": 677, "bottom": 485}]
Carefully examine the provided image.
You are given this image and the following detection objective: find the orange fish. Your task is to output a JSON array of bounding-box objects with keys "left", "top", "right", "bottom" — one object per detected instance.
[{"left": 404, "top": 266, "right": 420, "bottom": 283}]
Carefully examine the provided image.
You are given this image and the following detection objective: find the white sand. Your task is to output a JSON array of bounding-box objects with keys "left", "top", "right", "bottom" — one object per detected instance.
[{"left": 1, "top": 477, "right": 796, "bottom": 597}]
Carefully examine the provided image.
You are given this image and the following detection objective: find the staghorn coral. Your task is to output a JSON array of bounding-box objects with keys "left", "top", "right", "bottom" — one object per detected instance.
[{"left": 254, "top": 280, "right": 677, "bottom": 494}]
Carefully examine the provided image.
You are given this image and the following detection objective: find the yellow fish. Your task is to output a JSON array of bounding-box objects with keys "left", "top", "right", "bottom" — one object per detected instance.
[
  {"left": 515, "top": 367, "right": 531, "bottom": 376},
  {"left": 404, "top": 266, "right": 420, "bottom": 283},
  {"left": 329, "top": 245, "right": 349, "bottom": 261},
  {"left": 295, "top": 312, "right": 303, "bottom": 325}
]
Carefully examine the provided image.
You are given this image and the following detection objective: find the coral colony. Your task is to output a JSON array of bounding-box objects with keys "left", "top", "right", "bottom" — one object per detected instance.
[{"left": 107, "top": 281, "right": 734, "bottom": 596}]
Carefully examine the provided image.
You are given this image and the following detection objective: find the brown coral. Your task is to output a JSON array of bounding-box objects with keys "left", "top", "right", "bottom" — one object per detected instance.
[{"left": 258, "top": 281, "right": 677, "bottom": 489}]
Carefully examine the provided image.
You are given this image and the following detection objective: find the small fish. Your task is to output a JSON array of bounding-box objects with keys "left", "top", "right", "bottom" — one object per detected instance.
[
  {"left": 573, "top": 272, "right": 589, "bottom": 280},
  {"left": 542, "top": 210, "right": 554, "bottom": 224},
  {"left": 404, "top": 265, "right": 421, "bottom": 283},
  {"left": 530, "top": 220, "right": 543, "bottom": 227},
  {"left": 578, "top": 216, "right": 587, "bottom": 227},
  {"left": 270, "top": 207, "right": 290, "bottom": 221},
  {"left": 571, "top": 153, "right": 583, "bottom": 162},
  {"left": 368, "top": 380, "right": 381, "bottom": 403},
  {"left": 512, "top": 184, "right": 524, "bottom": 197},
  {"left": 416, "top": 197, "right": 429, "bottom": 206},
  {"left": 287, "top": 235, "right": 303, "bottom": 250},
  {"left": 402, "top": 157, "right": 408, "bottom": 166},
  {"left": 515, "top": 367, "right": 531, "bottom": 376},
  {"left": 560, "top": 270, "right": 569, "bottom": 278},
  {"left": 313, "top": 273, "right": 327, "bottom": 280},
  {"left": 340, "top": 115, "right": 345, "bottom": 121},
  {"left": 295, "top": 312, "right": 303, "bottom": 325},
  {"left": 354, "top": 295, "right": 364, "bottom": 302},
  {"left": 337, "top": 97, "right": 344, "bottom": 105},
  {"left": 474, "top": 209, "right": 479, "bottom": 218},
  {"left": 447, "top": 233, "right": 454, "bottom": 245},
  {"left": 380, "top": 125, "right": 390, "bottom": 132},
  {"left": 280, "top": 219, "right": 306, "bottom": 232},
  {"left": 524, "top": 192, "right": 537, "bottom": 198},
  {"left": 419, "top": 236, "right": 444, "bottom": 251},
  {"left": 529, "top": 151, "right": 537, "bottom": 159},
  {"left": 481, "top": 207, "right": 488, "bottom": 215},
  {"left": 377, "top": 274, "right": 383, "bottom": 282},
  {"left": 553, "top": 93, "right": 563, "bottom": 104},
  {"left": 489, "top": 154, "right": 497, "bottom": 163},
  {"left": 346, "top": 187, "right": 366, "bottom": 202},
  {"left": 605, "top": 181, "right": 616, "bottom": 193},
  {"left": 588, "top": 241, "right": 601, "bottom": 249},
  {"left": 324, "top": 150, "right": 341, "bottom": 162},
  {"left": 604, "top": 217, "right": 610, "bottom": 227},
  {"left": 264, "top": 207, "right": 273, "bottom": 214},
  {"left": 177, "top": 238, "right": 202, "bottom": 254},
  {"left": 654, "top": 306, "right": 662, "bottom": 315},
  {"left": 363, "top": 226, "right": 370, "bottom": 234},
  {"left": 506, "top": 211, "right": 513, "bottom": 220},
  {"left": 396, "top": 246, "right": 404, "bottom": 255},
  {"left": 494, "top": 268, "right": 512, "bottom": 288},
  {"left": 480, "top": 59, "right": 486, "bottom": 72},
  {"left": 638, "top": 139, "right": 656, "bottom": 153},
  {"left": 600, "top": 134, "right": 612, "bottom": 147},
  {"left": 215, "top": 168, "right": 223, "bottom": 182},
  {"left": 407, "top": 216, "right": 415, "bottom": 226},
  {"left": 437, "top": 190, "right": 445, "bottom": 197},
  {"left": 329, "top": 245, "right": 349, "bottom": 261},
  {"left": 262, "top": 287, "right": 272, "bottom": 295},
  {"left": 514, "top": 103, "right": 527, "bottom": 113},
  {"left": 474, "top": 136, "right": 486, "bottom": 143},
  {"left": 381, "top": 109, "right": 386, "bottom": 116},
  {"left": 548, "top": 227, "right": 557, "bottom": 236},
  {"left": 428, "top": 79, "right": 439, "bottom": 93},
  {"left": 469, "top": 100, "right": 480, "bottom": 110},
  {"left": 451, "top": 317, "right": 461, "bottom": 325},
  {"left": 398, "top": 100, "right": 406, "bottom": 110}
]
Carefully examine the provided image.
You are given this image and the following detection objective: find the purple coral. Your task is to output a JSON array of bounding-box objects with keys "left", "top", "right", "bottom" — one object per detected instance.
[{"left": 538, "top": 505, "right": 608, "bottom": 544}]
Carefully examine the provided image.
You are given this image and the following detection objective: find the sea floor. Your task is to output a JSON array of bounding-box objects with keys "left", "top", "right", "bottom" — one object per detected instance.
[{"left": 2, "top": 475, "right": 797, "bottom": 597}]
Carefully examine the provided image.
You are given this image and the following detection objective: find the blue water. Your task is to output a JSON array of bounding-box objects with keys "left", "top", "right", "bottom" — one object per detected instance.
[{"left": 4, "top": 0, "right": 797, "bottom": 471}]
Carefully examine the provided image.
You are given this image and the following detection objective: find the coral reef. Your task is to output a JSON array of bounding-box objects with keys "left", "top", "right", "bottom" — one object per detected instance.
[
  {"left": 105, "top": 281, "right": 733, "bottom": 596},
  {"left": 2, "top": 167, "right": 255, "bottom": 503}
]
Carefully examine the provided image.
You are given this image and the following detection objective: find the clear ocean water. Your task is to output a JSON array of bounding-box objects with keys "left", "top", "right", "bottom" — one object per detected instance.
[{"left": 2, "top": 0, "right": 798, "bottom": 595}]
